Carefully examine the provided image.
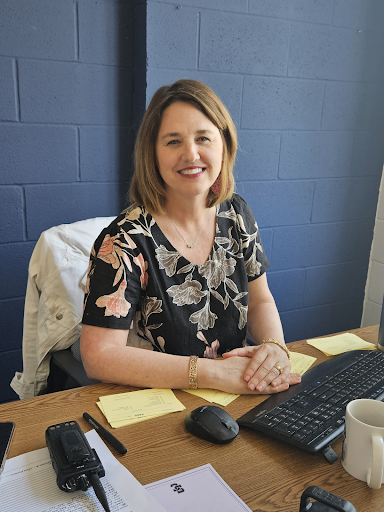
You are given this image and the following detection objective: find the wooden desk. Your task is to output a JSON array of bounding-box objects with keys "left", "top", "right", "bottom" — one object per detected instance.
[{"left": 0, "top": 326, "right": 381, "bottom": 511}]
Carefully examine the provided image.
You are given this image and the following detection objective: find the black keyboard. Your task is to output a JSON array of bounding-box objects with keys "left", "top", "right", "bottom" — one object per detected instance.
[{"left": 237, "top": 350, "right": 384, "bottom": 453}]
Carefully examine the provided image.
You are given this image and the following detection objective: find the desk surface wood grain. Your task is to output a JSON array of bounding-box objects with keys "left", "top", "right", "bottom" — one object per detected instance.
[{"left": 0, "top": 325, "right": 380, "bottom": 512}]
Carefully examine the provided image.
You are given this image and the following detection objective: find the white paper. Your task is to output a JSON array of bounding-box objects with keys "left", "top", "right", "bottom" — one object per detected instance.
[
  {"left": 145, "top": 463, "right": 252, "bottom": 512},
  {"left": 0, "top": 429, "right": 166, "bottom": 512}
]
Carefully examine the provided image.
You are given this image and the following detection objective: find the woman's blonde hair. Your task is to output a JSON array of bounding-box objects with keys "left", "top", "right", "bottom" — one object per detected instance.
[{"left": 129, "top": 79, "right": 237, "bottom": 215}]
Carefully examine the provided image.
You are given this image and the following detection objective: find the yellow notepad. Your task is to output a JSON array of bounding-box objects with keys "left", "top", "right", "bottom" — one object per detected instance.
[
  {"left": 307, "top": 333, "right": 376, "bottom": 356},
  {"left": 99, "top": 388, "right": 185, "bottom": 426}
]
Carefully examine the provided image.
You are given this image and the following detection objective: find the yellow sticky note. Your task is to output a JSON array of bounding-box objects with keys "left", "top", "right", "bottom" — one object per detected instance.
[
  {"left": 289, "top": 352, "right": 317, "bottom": 376},
  {"left": 307, "top": 333, "right": 376, "bottom": 356},
  {"left": 182, "top": 389, "right": 239, "bottom": 406},
  {"left": 99, "top": 388, "right": 185, "bottom": 424}
]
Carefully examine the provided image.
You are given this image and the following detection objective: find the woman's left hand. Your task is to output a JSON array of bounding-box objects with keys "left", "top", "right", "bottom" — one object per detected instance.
[{"left": 222, "top": 343, "right": 301, "bottom": 392}]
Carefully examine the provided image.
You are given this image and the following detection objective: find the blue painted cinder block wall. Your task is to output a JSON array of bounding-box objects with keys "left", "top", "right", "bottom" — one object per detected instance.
[
  {"left": 0, "top": 0, "right": 145, "bottom": 403},
  {"left": 1, "top": 0, "right": 384, "bottom": 403},
  {"left": 146, "top": 0, "right": 384, "bottom": 342}
]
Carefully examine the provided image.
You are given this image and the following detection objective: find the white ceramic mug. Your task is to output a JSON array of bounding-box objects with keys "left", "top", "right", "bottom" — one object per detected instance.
[{"left": 342, "top": 399, "right": 384, "bottom": 489}]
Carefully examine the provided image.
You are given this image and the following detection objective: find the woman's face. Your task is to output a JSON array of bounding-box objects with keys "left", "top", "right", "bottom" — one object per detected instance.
[{"left": 155, "top": 101, "right": 223, "bottom": 203}]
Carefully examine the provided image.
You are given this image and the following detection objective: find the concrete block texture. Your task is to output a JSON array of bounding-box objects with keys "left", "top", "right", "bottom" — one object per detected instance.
[
  {"left": 311, "top": 177, "right": 380, "bottom": 223},
  {"left": 0, "top": 242, "right": 35, "bottom": 299},
  {"left": 351, "top": 132, "right": 384, "bottom": 177},
  {"left": 0, "top": 349, "right": 22, "bottom": 403},
  {"left": 322, "top": 82, "right": 384, "bottom": 131},
  {"left": 147, "top": 3, "right": 198, "bottom": 70},
  {"left": 80, "top": 126, "right": 134, "bottom": 182},
  {"left": 146, "top": 68, "right": 242, "bottom": 125},
  {"left": 249, "top": 0, "right": 333, "bottom": 23},
  {"left": 238, "top": 180, "right": 314, "bottom": 228},
  {"left": 25, "top": 182, "right": 125, "bottom": 240},
  {"left": 199, "top": 11, "right": 290, "bottom": 76},
  {"left": 0, "top": 299, "right": 24, "bottom": 350},
  {"left": 0, "top": 58, "right": 16, "bottom": 121},
  {"left": 267, "top": 269, "right": 305, "bottom": 312},
  {"left": 0, "top": 187, "right": 24, "bottom": 244},
  {"left": 280, "top": 131, "right": 384, "bottom": 180},
  {"left": 333, "top": 0, "right": 384, "bottom": 30},
  {"left": 289, "top": 24, "right": 368, "bottom": 82},
  {"left": 1, "top": 125, "right": 77, "bottom": 184},
  {"left": 280, "top": 299, "right": 363, "bottom": 342},
  {"left": 271, "top": 219, "right": 374, "bottom": 271},
  {"left": 148, "top": 0, "right": 248, "bottom": 12},
  {"left": 242, "top": 77, "right": 324, "bottom": 130},
  {"left": 0, "top": 0, "right": 75, "bottom": 61},
  {"left": 18, "top": 59, "right": 132, "bottom": 125},
  {"left": 78, "top": 0, "right": 134, "bottom": 66},
  {"left": 303, "top": 261, "right": 368, "bottom": 307},
  {"left": 236, "top": 131, "right": 280, "bottom": 181},
  {"left": 280, "top": 132, "right": 354, "bottom": 180}
]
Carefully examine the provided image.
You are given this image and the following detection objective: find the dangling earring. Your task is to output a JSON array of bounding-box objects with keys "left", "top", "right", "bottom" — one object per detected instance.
[{"left": 210, "top": 172, "right": 222, "bottom": 195}]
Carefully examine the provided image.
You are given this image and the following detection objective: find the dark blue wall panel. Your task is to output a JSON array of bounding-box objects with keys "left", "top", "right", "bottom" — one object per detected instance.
[{"left": 0, "top": 0, "right": 140, "bottom": 403}]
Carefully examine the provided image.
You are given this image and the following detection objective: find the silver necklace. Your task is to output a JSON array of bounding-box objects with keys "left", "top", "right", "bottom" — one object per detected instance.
[{"left": 166, "top": 209, "right": 210, "bottom": 249}]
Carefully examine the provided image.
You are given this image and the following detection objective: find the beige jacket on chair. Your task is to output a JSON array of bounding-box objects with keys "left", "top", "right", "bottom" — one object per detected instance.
[{"left": 10, "top": 217, "right": 115, "bottom": 399}]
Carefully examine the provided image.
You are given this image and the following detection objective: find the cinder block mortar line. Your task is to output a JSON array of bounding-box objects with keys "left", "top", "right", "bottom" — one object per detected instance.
[
  {"left": 276, "top": 133, "right": 283, "bottom": 180},
  {"left": 309, "top": 181, "right": 317, "bottom": 223},
  {"left": 76, "top": 126, "right": 81, "bottom": 181},
  {"left": 152, "top": 1, "right": 342, "bottom": 27},
  {"left": 0, "top": 296, "right": 25, "bottom": 303},
  {"left": 285, "top": 22, "right": 292, "bottom": 77},
  {"left": 280, "top": 297, "right": 362, "bottom": 315},
  {"left": 21, "top": 186, "right": 27, "bottom": 241},
  {"left": 196, "top": 11, "right": 201, "bottom": 70},
  {"left": 15, "top": 56, "right": 132, "bottom": 68},
  {"left": 13, "top": 59, "right": 21, "bottom": 122},
  {"left": 319, "top": 82, "right": 327, "bottom": 129},
  {"left": 145, "top": 64, "right": 382, "bottom": 85},
  {"left": 330, "top": 0, "right": 337, "bottom": 26},
  {"left": 75, "top": 1, "right": 80, "bottom": 61}
]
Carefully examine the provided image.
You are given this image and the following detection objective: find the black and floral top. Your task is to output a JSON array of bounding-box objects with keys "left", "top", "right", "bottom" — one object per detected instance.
[{"left": 82, "top": 194, "right": 269, "bottom": 358}]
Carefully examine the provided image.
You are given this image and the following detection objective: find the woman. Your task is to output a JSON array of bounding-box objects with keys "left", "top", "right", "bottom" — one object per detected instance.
[{"left": 81, "top": 79, "right": 301, "bottom": 395}]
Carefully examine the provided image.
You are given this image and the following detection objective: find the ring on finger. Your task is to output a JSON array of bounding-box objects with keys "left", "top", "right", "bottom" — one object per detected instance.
[{"left": 273, "top": 364, "right": 283, "bottom": 375}]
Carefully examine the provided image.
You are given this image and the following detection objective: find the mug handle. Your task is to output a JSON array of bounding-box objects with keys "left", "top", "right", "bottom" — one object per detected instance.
[{"left": 367, "top": 435, "right": 384, "bottom": 489}]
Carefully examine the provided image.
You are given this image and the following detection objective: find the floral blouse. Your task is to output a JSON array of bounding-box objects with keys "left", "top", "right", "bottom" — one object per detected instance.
[{"left": 82, "top": 194, "right": 269, "bottom": 358}]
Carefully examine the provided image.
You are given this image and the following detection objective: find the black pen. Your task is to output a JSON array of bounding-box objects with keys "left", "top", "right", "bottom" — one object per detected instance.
[{"left": 83, "top": 412, "right": 127, "bottom": 454}]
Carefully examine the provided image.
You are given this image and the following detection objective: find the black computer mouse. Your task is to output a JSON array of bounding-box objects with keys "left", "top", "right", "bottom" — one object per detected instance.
[{"left": 184, "top": 405, "right": 239, "bottom": 444}]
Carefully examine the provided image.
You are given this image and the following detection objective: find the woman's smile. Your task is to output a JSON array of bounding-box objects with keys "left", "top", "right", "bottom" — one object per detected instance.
[{"left": 178, "top": 166, "right": 205, "bottom": 177}]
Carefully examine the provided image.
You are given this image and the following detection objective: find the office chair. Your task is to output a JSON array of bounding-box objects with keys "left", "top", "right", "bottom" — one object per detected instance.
[{"left": 10, "top": 216, "right": 115, "bottom": 399}]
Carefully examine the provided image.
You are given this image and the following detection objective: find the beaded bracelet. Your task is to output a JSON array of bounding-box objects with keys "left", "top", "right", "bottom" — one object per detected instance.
[
  {"left": 262, "top": 339, "right": 290, "bottom": 360},
  {"left": 189, "top": 355, "right": 198, "bottom": 389}
]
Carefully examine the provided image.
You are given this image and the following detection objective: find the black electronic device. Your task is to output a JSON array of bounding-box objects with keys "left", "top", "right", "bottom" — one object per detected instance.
[
  {"left": 45, "top": 420, "right": 110, "bottom": 512},
  {"left": 237, "top": 350, "right": 384, "bottom": 454},
  {"left": 0, "top": 422, "right": 15, "bottom": 477},
  {"left": 185, "top": 405, "right": 239, "bottom": 444},
  {"left": 299, "top": 486, "right": 356, "bottom": 511}
]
